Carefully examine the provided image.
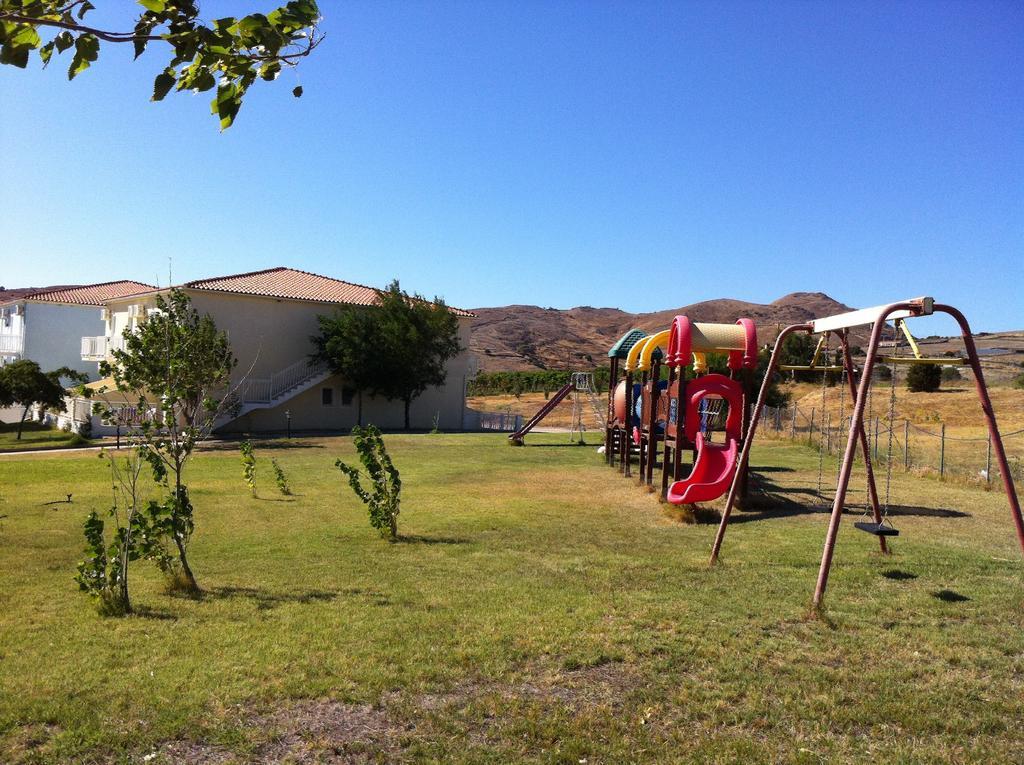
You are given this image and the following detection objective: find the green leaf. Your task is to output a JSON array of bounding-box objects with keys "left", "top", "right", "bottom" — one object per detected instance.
[
  {"left": 259, "top": 61, "right": 281, "bottom": 82},
  {"left": 152, "top": 69, "right": 176, "bottom": 101},
  {"left": 67, "top": 33, "right": 98, "bottom": 80},
  {"left": 137, "top": 0, "right": 165, "bottom": 12},
  {"left": 9, "top": 24, "right": 41, "bottom": 49},
  {"left": 54, "top": 31, "right": 74, "bottom": 53},
  {"left": 0, "top": 43, "right": 30, "bottom": 69},
  {"left": 292, "top": 85, "right": 303, "bottom": 98},
  {"left": 77, "top": 1, "right": 95, "bottom": 19},
  {"left": 38, "top": 41, "right": 54, "bottom": 67},
  {"left": 211, "top": 82, "right": 241, "bottom": 130}
]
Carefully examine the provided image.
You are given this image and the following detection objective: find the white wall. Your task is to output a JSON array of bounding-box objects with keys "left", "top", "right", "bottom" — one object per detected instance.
[{"left": 21, "top": 302, "right": 106, "bottom": 380}]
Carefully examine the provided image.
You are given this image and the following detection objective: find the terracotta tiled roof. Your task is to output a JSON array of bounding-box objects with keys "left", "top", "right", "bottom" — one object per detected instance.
[
  {"left": 22, "top": 280, "right": 156, "bottom": 306},
  {"left": 183, "top": 267, "right": 474, "bottom": 317},
  {"left": 0, "top": 285, "right": 80, "bottom": 303}
]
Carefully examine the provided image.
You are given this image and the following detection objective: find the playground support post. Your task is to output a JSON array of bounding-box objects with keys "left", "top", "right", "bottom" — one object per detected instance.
[
  {"left": 812, "top": 300, "right": 1024, "bottom": 609},
  {"left": 939, "top": 302, "right": 1024, "bottom": 550},
  {"left": 709, "top": 323, "right": 813, "bottom": 563}
]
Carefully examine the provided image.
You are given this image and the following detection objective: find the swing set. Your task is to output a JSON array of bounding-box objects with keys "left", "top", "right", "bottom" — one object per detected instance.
[{"left": 709, "top": 297, "right": 1024, "bottom": 608}]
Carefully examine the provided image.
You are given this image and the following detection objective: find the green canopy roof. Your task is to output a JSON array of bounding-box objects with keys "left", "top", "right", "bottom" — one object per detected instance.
[{"left": 608, "top": 328, "right": 647, "bottom": 359}]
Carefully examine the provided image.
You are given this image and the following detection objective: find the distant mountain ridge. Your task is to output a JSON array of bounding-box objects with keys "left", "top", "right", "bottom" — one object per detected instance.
[{"left": 469, "top": 292, "right": 859, "bottom": 371}]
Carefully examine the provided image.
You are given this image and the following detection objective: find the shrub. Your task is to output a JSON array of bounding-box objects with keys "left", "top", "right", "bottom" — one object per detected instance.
[
  {"left": 941, "top": 366, "right": 962, "bottom": 383},
  {"left": 1012, "top": 373, "right": 1024, "bottom": 390},
  {"left": 906, "top": 363, "right": 941, "bottom": 393},
  {"left": 336, "top": 426, "right": 402, "bottom": 539}
]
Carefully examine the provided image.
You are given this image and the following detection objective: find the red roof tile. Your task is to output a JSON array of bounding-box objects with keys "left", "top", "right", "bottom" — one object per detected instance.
[
  {"left": 22, "top": 281, "right": 156, "bottom": 306},
  {"left": 183, "top": 267, "right": 473, "bottom": 317}
]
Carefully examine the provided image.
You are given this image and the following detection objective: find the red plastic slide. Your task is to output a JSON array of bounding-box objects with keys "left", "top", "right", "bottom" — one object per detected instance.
[{"left": 666, "top": 431, "right": 739, "bottom": 505}]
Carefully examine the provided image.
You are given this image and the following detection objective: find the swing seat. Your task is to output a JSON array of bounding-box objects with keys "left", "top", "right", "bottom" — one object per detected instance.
[{"left": 854, "top": 521, "right": 900, "bottom": 537}]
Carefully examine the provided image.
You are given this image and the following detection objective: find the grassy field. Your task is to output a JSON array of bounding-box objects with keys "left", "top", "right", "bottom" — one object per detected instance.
[
  {"left": 0, "top": 421, "right": 89, "bottom": 453},
  {"left": 1, "top": 434, "right": 1023, "bottom": 764}
]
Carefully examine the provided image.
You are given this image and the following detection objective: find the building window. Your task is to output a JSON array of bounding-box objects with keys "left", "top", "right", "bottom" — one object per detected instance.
[
  {"left": 341, "top": 387, "right": 355, "bottom": 406},
  {"left": 322, "top": 387, "right": 334, "bottom": 407}
]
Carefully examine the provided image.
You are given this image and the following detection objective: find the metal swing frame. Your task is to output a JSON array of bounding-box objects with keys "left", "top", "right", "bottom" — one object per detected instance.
[{"left": 709, "top": 297, "right": 1024, "bottom": 609}]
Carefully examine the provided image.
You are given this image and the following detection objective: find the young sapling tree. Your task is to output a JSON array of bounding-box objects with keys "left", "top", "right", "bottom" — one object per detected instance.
[
  {"left": 96, "top": 288, "right": 236, "bottom": 594},
  {"left": 272, "top": 459, "right": 292, "bottom": 496},
  {"left": 336, "top": 426, "right": 402, "bottom": 538},
  {"left": 240, "top": 439, "right": 257, "bottom": 496}
]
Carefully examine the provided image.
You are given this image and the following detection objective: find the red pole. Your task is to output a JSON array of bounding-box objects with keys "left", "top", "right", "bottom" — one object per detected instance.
[
  {"left": 813, "top": 301, "right": 922, "bottom": 608},
  {"left": 710, "top": 323, "right": 812, "bottom": 563},
  {"left": 838, "top": 332, "right": 889, "bottom": 555},
  {"left": 935, "top": 304, "right": 1024, "bottom": 554},
  {"left": 622, "top": 370, "right": 633, "bottom": 477}
]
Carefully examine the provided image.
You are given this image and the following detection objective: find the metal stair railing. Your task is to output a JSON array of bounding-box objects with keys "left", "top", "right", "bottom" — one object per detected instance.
[{"left": 244, "top": 357, "right": 329, "bottom": 404}]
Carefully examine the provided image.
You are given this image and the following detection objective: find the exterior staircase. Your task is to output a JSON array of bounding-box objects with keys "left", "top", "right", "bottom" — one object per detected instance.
[{"left": 233, "top": 357, "right": 332, "bottom": 418}]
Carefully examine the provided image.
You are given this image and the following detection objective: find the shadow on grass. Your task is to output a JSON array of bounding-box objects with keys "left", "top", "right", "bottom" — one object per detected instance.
[
  {"left": 390, "top": 534, "right": 470, "bottom": 545},
  {"left": 725, "top": 473, "right": 971, "bottom": 524},
  {"left": 882, "top": 569, "right": 919, "bottom": 581},
  {"left": 933, "top": 589, "right": 971, "bottom": 603},
  {"left": 203, "top": 586, "right": 338, "bottom": 610},
  {"left": 199, "top": 440, "right": 325, "bottom": 452},
  {"left": 132, "top": 606, "right": 178, "bottom": 621},
  {"left": 522, "top": 442, "right": 596, "bottom": 448}
]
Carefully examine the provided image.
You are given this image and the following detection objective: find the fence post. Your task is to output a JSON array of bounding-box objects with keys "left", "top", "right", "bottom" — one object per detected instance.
[
  {"left": 986, "top": 435, "right": 992, "bottom": 486},
  {"left": 939, "top": 423, "right": 946, "bottom": 479},
  {"left": 791, "top": 403, "right": 797, "bottom": 439},
  {"left": 903, "top": 419, "right": 909, "bottom": 469}
]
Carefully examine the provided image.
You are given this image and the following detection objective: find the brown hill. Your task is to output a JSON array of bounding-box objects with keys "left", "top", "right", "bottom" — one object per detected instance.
[{"left": 469, "top": 292, "right": 859, "bottom": 372}]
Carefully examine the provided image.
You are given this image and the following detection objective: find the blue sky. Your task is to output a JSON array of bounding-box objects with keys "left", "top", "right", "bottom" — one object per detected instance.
[{"left": 1, "top": 0, "right": 1021, "bottom": 333}]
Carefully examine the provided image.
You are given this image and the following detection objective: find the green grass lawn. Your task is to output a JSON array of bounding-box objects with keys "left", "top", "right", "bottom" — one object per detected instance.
[
  {"left": 1, "top": 433, "right": 1022, "bottom": 764},
  {"left": 0, "top": 421, "right": 89, "bottom": 452}
]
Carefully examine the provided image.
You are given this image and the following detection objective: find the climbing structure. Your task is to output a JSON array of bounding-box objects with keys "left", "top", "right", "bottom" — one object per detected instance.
[{"left": 607, "top": 316, "right": 759, "bottom": 506}]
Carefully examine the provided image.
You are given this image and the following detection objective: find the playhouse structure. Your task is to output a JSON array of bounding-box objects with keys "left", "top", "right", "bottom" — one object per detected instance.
[{"left": 605, "top": 317, "right": 759, "bottom": 506}]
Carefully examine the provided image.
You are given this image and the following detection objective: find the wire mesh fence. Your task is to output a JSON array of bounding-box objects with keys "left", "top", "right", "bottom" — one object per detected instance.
[{"left": 757, "top": 402, "right": 1024, "bottom": 486}]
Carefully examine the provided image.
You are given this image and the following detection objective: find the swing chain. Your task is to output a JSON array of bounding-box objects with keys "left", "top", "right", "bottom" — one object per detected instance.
[{"left": 816, "top": 333, "right": 830, "bottom": 498}]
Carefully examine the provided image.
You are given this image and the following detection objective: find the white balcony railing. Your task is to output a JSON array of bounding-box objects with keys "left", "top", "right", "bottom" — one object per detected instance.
[
  {"left": 81, "top": 334, "right": 128, "bottom": 361},
  {"left": 0, "top": 334, "right": 24, "bottom": 356},
  {"left": 81, "top": 336, "right": 109, "bottom": 361}
]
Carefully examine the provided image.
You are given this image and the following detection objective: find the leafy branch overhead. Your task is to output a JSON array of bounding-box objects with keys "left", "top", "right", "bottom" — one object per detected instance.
[{"left": 0, "top": 0, "right": 322, "bottom": 129}]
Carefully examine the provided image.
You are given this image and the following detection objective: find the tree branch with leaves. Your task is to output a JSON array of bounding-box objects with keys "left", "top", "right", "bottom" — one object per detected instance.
[{"left": 0, "top": 0, "right": 322, "bottom": 129}]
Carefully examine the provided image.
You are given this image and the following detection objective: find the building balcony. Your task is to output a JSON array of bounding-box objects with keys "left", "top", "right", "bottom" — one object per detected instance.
[
  {"left": 81, "top": 336, "right": 109, "bottom": 361},
  {"left": 0, "top": 333, "right": 24, "bottom": 357}
]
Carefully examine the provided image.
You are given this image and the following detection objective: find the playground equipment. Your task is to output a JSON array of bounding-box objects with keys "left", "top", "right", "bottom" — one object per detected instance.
[
  {"left": 568, "top": 372, "right": 606, "bottom": 443},
  {"left": 708, "top": 297, "right": 1024, "bottom": 609},
  {"left": 604, "top": 329, "right": 648, "bottom": 468},
  {"left": 509, "top": 371, "right": 606, "bottom": 446},
  {"left": 607, "top": 317, "right": 759, "bottom": 506}
]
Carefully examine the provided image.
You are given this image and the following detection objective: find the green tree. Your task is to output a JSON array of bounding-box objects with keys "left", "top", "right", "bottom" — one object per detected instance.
[
  {"left": 96, "top": 288, "right": 236, "bottom": 594},
  {"left": 905, "top": 362, "right": 941, "bottom": 393},
  {"left": 313, "top": 280, "right": 463, "bottom": 430},
  {"left": 311, "top": 304, "right": 384, "bottom": 426},
  {"left": 0, "top": 359, "right": 85, "bottom": 439},
  {"left": 0, "top": 1, "right": 322, "bottom": 129}
]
